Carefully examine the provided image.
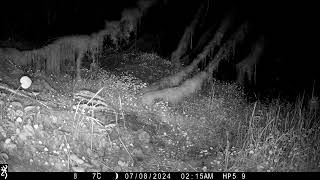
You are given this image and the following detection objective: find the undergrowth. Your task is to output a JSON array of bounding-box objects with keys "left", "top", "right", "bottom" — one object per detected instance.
[
  {"left": 216, "top": 92, "right": 320, "bottom": 172},
  {"left": 0, "top": 53, "right": 319, "bottom": 172}
]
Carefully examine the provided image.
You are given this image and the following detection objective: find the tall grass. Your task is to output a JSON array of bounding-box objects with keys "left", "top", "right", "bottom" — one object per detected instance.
[{"left": 225, "top": 95, "right": 320, "bottom": 171}]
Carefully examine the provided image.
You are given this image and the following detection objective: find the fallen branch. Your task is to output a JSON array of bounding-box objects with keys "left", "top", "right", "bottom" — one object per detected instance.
[
  {"left": 0, "top": 83, "right": 29, "bottom": 98},
  {"left": 141, "top": 71, "right": 208, "bottom": 106},
  {"left": 0, "top": 83, "right": 50, "bottom": 108}
]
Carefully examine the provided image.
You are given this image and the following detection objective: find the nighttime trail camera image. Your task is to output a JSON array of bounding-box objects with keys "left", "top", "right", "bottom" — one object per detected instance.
[{"left": 0, "top": 0, "right": 318, "bottom": 173}]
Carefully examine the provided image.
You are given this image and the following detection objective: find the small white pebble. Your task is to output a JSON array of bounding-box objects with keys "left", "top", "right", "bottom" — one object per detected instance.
[
  {"left": 163, "top": 132, "right": 167, "bottom": 136},
  {"left": 257, "top": 165, "right": 264, "bottom": 170},
  {"left": 44, "top": 162, "right": 49, "bottom": 165},
  {"left": 16, "top": 117, "right": 23, "bottom": 123},
  {"left": 44, "top": 147, "right": 48, "bottom": 151},
  {"left": 72, "top": 166, "right": 85, "bottom": 172},
  {"left": 66, "top": 144, "right": 70, "bottom": 149},
  {"left": 39, "top": 141, "right": 42, "bottom": 144},
  {"left": 34, "top": 124, "right": 39, "bottom": 129},
  {"left": 63, "top": 148, "right": 68, "bottom": 152},
  {"left": 202, "top": 166, "right": 207, "bottom": 172},
  {"left": 82, "top": 156, "right": 86, "bottom": 160},
  {"left": 5, "top": 138, "right": 11, "bottom": 144},
  {"left": 249, "top": 150, "right": 254, "bottom": 154},
  {"left": 118, "top": 161, "right": 128, "bottom": 167}
]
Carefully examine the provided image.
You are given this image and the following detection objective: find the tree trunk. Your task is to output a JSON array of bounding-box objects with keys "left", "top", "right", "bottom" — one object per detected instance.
[
  {"left": 206, "top": 21, "right": 249, "bottom": 77},
  {"left": 170, "top": 2, "right": 205, "bottom": 68},
  {"left": 236, "top": 37, "right": 264, "bottom": 86},
  {"left": 180, "top": 26, "right": 215, "bottom": 66},
  {"left": 140, "top": 15, "right": 240, "bottom": 106},
  {"left": 141, "top": 12, "right": 233, "bottom": 94}
]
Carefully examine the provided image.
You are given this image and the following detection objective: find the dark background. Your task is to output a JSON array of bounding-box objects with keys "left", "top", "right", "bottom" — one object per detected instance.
[{"left": 0, "top": 0, "right": 317, "bottom": 100}]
